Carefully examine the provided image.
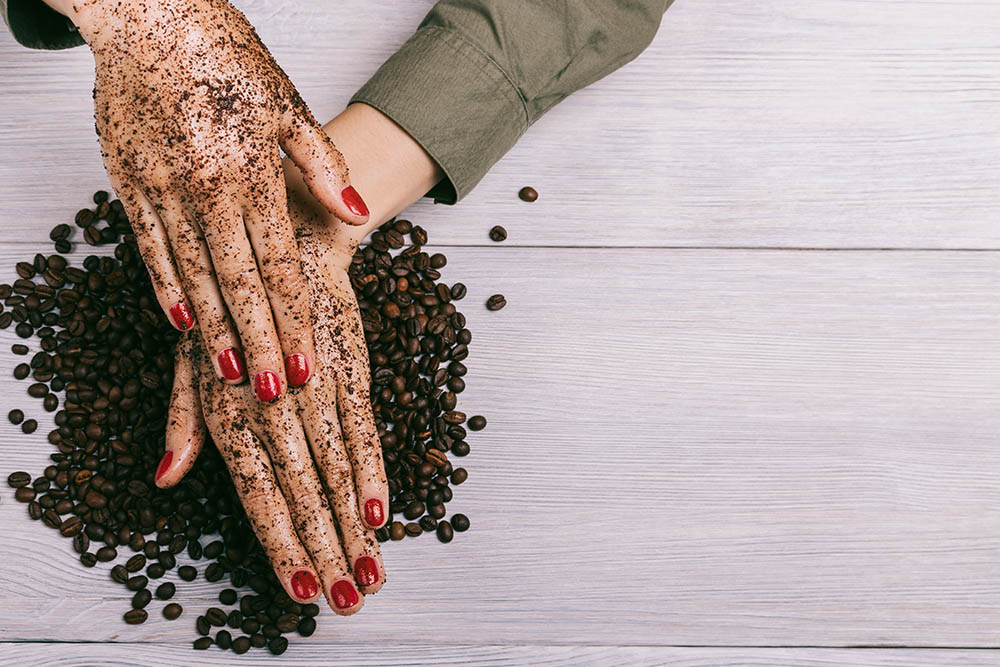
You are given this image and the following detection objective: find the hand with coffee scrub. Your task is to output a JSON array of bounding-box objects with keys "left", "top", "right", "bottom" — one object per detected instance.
[
  {"left": 29, "top": 0, "right": 373, "bottom": 405},
  {"left": 3, "top": 0, "right": 672, "bottom": 615}
]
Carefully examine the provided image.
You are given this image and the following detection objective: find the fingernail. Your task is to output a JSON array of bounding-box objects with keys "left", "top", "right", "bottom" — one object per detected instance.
[
  {"left": 363, "top": 498, "right": 384, "bottom": 527},
  {"left": 341, "top": 185, "right": 369, "bottom": 218},
  {"left": 254, "top": 371, "right": 282, "bottom": 403},
  {"left": 354, "top": 556, "right": 379, "bottom": 587},
  {"left": 155, "top": 451, "right": 173, "bottom": 482},
  {"left": 290, "top": 569, "right": 319, "bottom": 600},
  {"left": 284, "top": 353, "right": 310, "bottom": 387},
  {"left": 331, "top": 579, "right": 360, "bottom": 609},
  {"left": 168, "top": 302, "right": 194, "bottom": 331},
  {"left": 217, "top": 348, "right": 245, "bottom": 382}
]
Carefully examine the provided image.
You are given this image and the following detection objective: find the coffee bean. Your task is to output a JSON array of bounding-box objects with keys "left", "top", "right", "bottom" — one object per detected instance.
[
  {"left": 75, "top": 209, "right": 95, "bottom": 228},
  {"left": 11, "top": 344, "right": 28, "bottom": 355},
  {"left": 7, "top": 471, "right": 30, "bottom": 488},
  {"left": 111, "top": 565, "right": 128, "bottom": 584},
  {"left": 436, "top": 520, "right": 454, "bottom": 543},
  {"left": 420, "top": 515, "right": 438, "bottom": 532},
  {"left": 489, "top": 225, "right": 507, "bottom": 242},
  {"left": 269, "top": 636, "right": 289, "bottom": 655},
  {"left": 156, "top": 582, "right": 176, "bottom": 600},
  {"left": 72, "top": 533, "right": 89, "bottom": 554},
  {"left": 196, "top": 616, "right": 211, "bottom": 636},
  {"left": 126, "top": 554, "right": 146, "bottom": 572},
  {"left": 163, "top": 603, "right": 183, "bottom": 620},
  {"left": 178, "top": 565, "right": 197, "bottom": 581},
  {"left": 125, "top": 575, "right": 147, "bottom": 591},
  {"left": 405, "top": 522, "right": 422, "bottom": 537},
  {"left": 13, "top": 363, "right": 29, "bottom": 379},
  {"left": 227, "top": 610, "right": 243, "bottom": 628},
  {"left": 28, "top": 383, "right": 48, "bottom": 398},
  {"left": 49, "top": 224, "right": 71, "bottom": 241},
  {"left": 14, "top": 487, "right": 35, "bottom": 502},
  {"left": 232, "top": 636, "right": 251, "bottom": 654},
  {"left": 193, "top": 637, "right": 213, "bottom": 650},
  {"left": 123, "top": 608, "right": 147, "bottom": 625},
  {"left": 146, "top": 563, "right": 166, "bottom": 579},
  {"left": 206, "top": 607, "right": 227, "bottom": 627},
  {"left": 486, "top": 294, "right": 506, "bottom": 311},
  {"left": 451, "top": 468, "right": 469, "bottom": 485},
  {"left": 403, "top": 500, "right": 425, "bottom": 520},
  {"left": 451, "top": 513, "right": 471, "bottom": 532},
  {"left": 220, "top": 588, "right": 237, "bottom": 605},
  {"left": 131, "top": 589, "right": 152, "bottom": 609},
  {"left": 518, "top": 186, "right": 539, "bottom": 202},
  {"left": 21, "top": 419, "right": 37, "bottom": 434},
  {"left": 42, "top": 509, "right": 61, "bottom": 528},
  {"left": 43, "top": 394, "right": 58, "bottom": 412},
  {"left": 80, "top": 552, "right": 97, "bottom": 567}
]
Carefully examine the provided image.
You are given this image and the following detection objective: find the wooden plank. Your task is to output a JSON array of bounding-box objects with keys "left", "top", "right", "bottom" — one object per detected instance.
[
  {"left": 2, "top": 247, "right": 1000, "bottom": 646},
  {"left": 2, "top": 0, "right": 1000, "bottom": 249},
  {"left": 2, "top": 644, "right": 999, "bottom": 666}
]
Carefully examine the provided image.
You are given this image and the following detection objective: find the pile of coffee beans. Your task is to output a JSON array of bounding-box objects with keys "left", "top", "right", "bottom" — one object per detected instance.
[{"left": 3, "top": 192, "right": 482, "bottom": 653}]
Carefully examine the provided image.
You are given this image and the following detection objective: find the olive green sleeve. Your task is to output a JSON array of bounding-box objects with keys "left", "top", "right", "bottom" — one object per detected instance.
[
  {"left": 351, "top": 0, "right": 672, "bottom": 204},
  {"left": 1, "top": 0, "right": 83, "bottom": 49}
]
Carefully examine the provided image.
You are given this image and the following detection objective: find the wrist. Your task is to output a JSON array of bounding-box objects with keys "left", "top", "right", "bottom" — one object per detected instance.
[{"left": 321, "top": 103, "right": 444, "bottom": 230}]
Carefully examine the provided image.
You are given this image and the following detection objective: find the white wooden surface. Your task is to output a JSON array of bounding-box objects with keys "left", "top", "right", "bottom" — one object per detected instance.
[{"left": 2, "top": 1, "right": 1000, "bottom": 665}]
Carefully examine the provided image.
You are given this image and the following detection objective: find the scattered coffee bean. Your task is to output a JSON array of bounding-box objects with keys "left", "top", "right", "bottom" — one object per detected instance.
[
  {"left": 436, "top": 520, "right": 454, "bottom": 543},
  {"left": 220, "top": 589, "right": 237, "bottom": 605},
  {"left": 156, "top": 582, "right": 176, "bottom": 600},
  {"left": 452, "top": 513, "right": 470, "bottom": 532},
  {"left": 123, "top": 609, "right": 147, "bottom": 625},
  {"left": 232, "top": 636, "right": 251, "bottom": 654},
  {"left": 163, "top": 603, "right": 183, "bottom": 620},
  {"left": 468, "top": 415, "right": 487, "bottom": 431},
  {"left": 486, "top": 294, "right": 506, "bottom": 311},
  {"left": 518, "top": 186, "right": 539, "bottom": 202},
  {"left": 178, "top": 566, "right": 197, "bottom": 581},
  {"left": 7, "top": 471, "right": 30, "bottom": 488},
  {"left": 489, "top": 225, "right": 507, "bottom": 242},
  {"left": 216, "top": 630, "right": 232, "bottom": 650},
  {"left": 21, "top": 419, "right": 37, "bottom": 434},
  {"left": 193, "top": 637, "right": 213, "bottom": 650},
  {"left": 131, "top": 589, "right": 152, "bottom": 609},
  {"left": 206, "top": 607, "right": 227, "bottom": 627},
  {"left": 11, "top": 344, "right": 28, "bottom": 355}
]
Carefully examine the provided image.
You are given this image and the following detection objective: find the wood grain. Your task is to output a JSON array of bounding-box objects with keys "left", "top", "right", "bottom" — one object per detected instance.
[
  {"left": 1, "top": 0, "right": 999, "bottom": 249},
  {"left": 2, "top": 645, "right": 1000, "bottom": 667},
  {"left": 2, "top": 247, "right": 1000, "bottom": 648}
]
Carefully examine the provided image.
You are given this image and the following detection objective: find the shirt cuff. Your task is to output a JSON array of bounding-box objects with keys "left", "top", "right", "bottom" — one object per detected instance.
[
  {"left": 4, "top": 0, "right": 83, "bottom": 49},
  {"left": 350, "top": 25, "right": 528, "bottom": 205}
]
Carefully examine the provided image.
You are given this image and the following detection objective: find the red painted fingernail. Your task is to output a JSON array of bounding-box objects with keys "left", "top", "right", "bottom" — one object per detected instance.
[
  {"left": 285, "top": 353, "right": 310, "bottom": 387},
  {"left": 254, "top": 371, "right": 282, "bottom": 403},
  {"left": 364, "top": 499, "right": 384, "bottom": 527},
  {"left": 290, "top": 569, "right": 319, "bottom": 600},
  {"left": 331, "top": 579, "right": 360, "bottom": 609},
  {"left": 168, "top": 302, "right": 194, "bottom": 331},
  {"left": 217, "top": 348, "right": 245, "bottom": 382},
  {"left": 341, "top": 186, "right": 369, "bottom": 218},
  {"left": 354, "top": 556, "right": 379, "bottom": 587},
  {"left": 155, "top": 451, "right": 173, "bottom": 482}
]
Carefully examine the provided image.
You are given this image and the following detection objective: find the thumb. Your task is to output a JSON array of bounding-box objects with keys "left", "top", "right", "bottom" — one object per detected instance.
[
  {"left": 280, "top": 111, "right": 370, "bottom": 226},
  {"left": 155, "top": 334, "right": 207, "bottom": 488}
]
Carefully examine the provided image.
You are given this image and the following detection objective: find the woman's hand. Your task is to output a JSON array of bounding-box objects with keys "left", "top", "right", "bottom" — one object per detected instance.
[
  {"left": 159, "top": 191, "right": 388, "bottom": 613},
  {"left": 154, "top": 101, "right": 443, "bottom": 612},
  {"left": 56, "top": 0, "right": 370, "bottom": 402}
]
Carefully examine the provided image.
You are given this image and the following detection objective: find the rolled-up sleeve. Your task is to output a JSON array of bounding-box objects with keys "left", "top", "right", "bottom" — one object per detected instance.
[
  {"left": 1, "top": 0, "right": 82, "bottom": 49},
  {"left": 351, "top": 0, "right": 673, "bottom": 204}
]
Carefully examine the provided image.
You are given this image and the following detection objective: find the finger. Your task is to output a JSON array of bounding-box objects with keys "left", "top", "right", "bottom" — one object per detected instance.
[
  {"left": 299, "top": 371, "right": 386, "bottom": 595},
  {"left": 192, "top": 198, "right": 287, "bottom": 402},
  {"left": 155, "top": 333, "right": 206, "bottom": 488},
  {"left": 111, "top": 182, "right": 193, "bottom": 332},
  {"left": 156, "top": 196, "right": 249, "bottom": 386},
  {"left": 259, "top": 401, "right": 365, "bottom": 614},
  {"left": 241, "top": 170, "right": 315, "bottom": 388},
  {"left": 210, "top": 423, "right": 322, "bottom": 604},
  {"left": 280, "top": 111, "right": 369, "bottom": 225}
]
